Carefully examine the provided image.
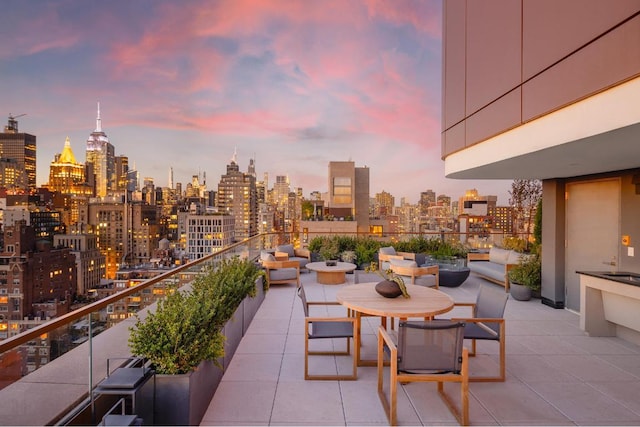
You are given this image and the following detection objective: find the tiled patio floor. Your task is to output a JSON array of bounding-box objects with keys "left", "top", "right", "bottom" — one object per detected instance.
[{"left": 202, "top": 271, "right": 640, "bottom": 426}]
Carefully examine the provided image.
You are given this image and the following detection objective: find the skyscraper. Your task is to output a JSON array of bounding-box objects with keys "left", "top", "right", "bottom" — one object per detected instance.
[
  {"left": 0, "top": 115, "right": 36, "bottom": 191},
  {"left": 327, "top": 161, "right": 369, "bottom": 232},
  {"left": 85, "top": 103, "right": 115, "bottom": 197},
  {"left": 47, "top": 137, "right": 93, "bottom": 196},
  {"left": 216, "top": 149, "right": 257, "bottom": 241}
]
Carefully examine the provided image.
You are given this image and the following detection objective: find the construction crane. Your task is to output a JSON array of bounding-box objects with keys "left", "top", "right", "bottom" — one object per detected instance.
[{"left": 6, "top": 113, "right": 26, "bottom": 132}]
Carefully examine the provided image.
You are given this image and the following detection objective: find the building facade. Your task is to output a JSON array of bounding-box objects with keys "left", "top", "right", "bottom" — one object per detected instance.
[
  {"left": 47, "top": 137, "right": 93, "bottom": 196},
  {"left": 53, "top": 234, "right": 105, "bottom": 296},
  {"left": 216, "top": 151, "right": 257, "bottom": 241},
  {"left": 184, "top": 213, "right": 234, "bottom": 260},
  {"left": 327, "top": 161, "right": 370, "bottom": 233},
  {"left": 85, "top": 104, "right": 115, "bottom": 198},
  {"left": 442, "top": 1, "right": 640, "bottom": 313},
  {"left": 0, "top": 116, "right": 36, "bottom": 191}
]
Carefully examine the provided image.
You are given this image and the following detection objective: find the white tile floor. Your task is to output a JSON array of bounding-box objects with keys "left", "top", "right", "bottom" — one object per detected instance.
[{"left": 201, "top": 272, "right": 640, "bottom": 426}]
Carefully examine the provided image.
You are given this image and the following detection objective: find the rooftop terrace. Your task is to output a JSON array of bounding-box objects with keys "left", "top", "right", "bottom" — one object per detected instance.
[{"left": 202, "top": 271, "right": 640, "bottom": 426}]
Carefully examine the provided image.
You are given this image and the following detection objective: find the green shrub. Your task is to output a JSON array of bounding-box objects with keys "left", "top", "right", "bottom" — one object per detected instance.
[
  {"left": 129, "top": 257, "right": 263, "bottom": 374},
  {"left": 502, "top": 236, "right": 528, "bottom": 253},
  {"left": 508, "top": 253, "right": 541, "bottom": 291}
]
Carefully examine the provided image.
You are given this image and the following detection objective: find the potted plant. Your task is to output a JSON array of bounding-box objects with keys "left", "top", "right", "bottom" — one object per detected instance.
[
  {"left": 354, "top": 238, "right": 380, "bottom": 270},
  {"left": 340, "top": 250, "right": 357, "bottom": 268},
  {"left": 128, "top": 257, "right": 264, "bottom": 425},
  {"left": 507, "top": 251, "right": 541, "bottom": 301}
]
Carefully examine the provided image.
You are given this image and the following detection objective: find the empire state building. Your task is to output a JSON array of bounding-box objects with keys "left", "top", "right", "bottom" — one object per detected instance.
[{"left": 86, "top": 103, "right": 115, "bottom": 197}]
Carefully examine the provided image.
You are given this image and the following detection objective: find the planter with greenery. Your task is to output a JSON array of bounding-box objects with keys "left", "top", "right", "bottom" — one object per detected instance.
[
  {"left": 507, "top": 249, "right": 541, "bottom": 301},
  {"left": 128, "top": 257, "right": 264, "bottom": 425}
]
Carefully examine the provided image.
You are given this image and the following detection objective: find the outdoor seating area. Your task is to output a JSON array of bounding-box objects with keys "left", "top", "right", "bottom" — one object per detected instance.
[{"left": 202, "top": 269, "right": 640, "bottom": 426}]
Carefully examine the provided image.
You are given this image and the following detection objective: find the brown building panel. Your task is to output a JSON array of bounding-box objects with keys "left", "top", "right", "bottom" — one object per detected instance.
[
  {"left": 442, "top": 0, "right": 640, "bottom": 157},
  {"left": 523, "top": 14, "right": 640, "bottom": 122},
  {"left": 522, "top": 0, "right": 640, "bottom": 80},
  {"left": 442, "top": 121, "right": 466, "bottom": 157},
  {"left": 466, "top": 88, "right": 522, "bottom": 146},
  {"left": 465, "top": 0, "right": 521, "bottom": 114},
  {"left": 443, "top": 0, "right": 467, "bottom": 129}
]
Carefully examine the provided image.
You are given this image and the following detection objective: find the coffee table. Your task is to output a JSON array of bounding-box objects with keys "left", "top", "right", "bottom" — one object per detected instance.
[{"left": 306, "top": 261, "right": 357, "bottom": 284}]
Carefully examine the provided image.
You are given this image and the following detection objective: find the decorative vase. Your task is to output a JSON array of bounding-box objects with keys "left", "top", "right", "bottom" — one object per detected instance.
[{"left": 375, "top": 280, "right": 403, "bottom": 298}]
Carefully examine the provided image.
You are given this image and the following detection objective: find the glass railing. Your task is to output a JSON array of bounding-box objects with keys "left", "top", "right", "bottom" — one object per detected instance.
[{"left": 0, "top": 233, "right": 283, "bottom": 389}]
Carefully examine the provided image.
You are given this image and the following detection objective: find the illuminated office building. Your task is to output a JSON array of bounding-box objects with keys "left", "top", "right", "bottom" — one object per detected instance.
[{"left": 0, "top": 115, "right": 36, "bottom": 191}]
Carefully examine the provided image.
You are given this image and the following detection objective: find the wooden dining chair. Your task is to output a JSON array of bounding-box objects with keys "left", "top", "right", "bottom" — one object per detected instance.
[
  {"left": 298, "top": 285, "right": 358, "bottom": 380},
  {"left": 451, "top": 284, "right": 508, "bottom": 382},
  {"left": 377, "top": 320, "right": 469, "bottom": 426}
]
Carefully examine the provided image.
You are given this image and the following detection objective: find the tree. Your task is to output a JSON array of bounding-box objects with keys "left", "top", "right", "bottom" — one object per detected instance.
[
  {"left": 301, "top": 200, "right": 314, "bottom": 220},
  {"left": 533, "top": 199, "right": 542, "bottom": 244},
  {"left": 509, "top": 179, "right": 542, "bottom": 247}
]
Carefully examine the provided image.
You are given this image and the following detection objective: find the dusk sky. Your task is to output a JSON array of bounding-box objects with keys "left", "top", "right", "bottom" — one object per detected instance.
[{"left": 0, "top": 0, "right": 512, "bottom": 204}]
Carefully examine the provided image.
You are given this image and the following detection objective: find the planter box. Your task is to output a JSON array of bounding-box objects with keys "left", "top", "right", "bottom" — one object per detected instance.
[
  {"left": 153, "top": 277, "right": 265, "bottom": 425},
  {"left": 154, "top": 359, "right": 223, "bottom": 425}
]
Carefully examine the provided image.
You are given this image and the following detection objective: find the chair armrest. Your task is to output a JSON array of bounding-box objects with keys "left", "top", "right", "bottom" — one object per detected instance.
[
  {"left": 397, "top": 251, "right": 416, "bottom": 261},
  {"left": 307, "top": 301, "right": 341, "bottom": 307},
  {"left": 305, "top": 316, "right": 355, "bottom": 323},
  {"left": 467, "top": 252, "right": 490, "bottom": 262},
  {"left": 390, "top": 265, "right": 438, "bottom": 284},
  {"left": 274, "top": 251, "right": 289, "bottom": 261},
  {"left": 263, "top": 260, "right": 299, "bottom": 269},
  {"left": 378, "top": 325, "right": 397, "bottom": 350},
  {"left": 451, "top": 317, "right": 504, "bottom": 337},
  {"left": 294, "top": 248, "right": 311, "bottom": 259}
]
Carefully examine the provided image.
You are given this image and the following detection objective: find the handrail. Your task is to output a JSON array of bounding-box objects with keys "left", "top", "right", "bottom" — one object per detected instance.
[{"left": 0, "top": 234, "right": 275, "bottom": 355}]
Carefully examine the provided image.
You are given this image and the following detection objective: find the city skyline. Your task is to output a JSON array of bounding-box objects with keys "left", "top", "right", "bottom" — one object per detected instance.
[{"left": 1, "top": 0, "right": 512, "bottom": 204}]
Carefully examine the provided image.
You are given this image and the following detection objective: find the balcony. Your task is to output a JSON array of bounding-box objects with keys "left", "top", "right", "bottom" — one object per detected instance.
[
  {"left": 2, "top": 233, "right": 640, "bottom": 425},
  {"left": 201, "top": 272, "right": 640, "bottom": 425}
]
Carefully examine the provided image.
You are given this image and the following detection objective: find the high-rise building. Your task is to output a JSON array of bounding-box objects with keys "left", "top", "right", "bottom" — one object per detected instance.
[
  {"left": 85, "top": 103, "right": 115, "bottom": 197},
  {"left": 216, "top": 150, "right": 257, "bottom": 241},
  {"left": 53, "top": 233, "right": 105, "bottom": 296},
  {"left": 86, "top": 196, "right": 160, "bottom": 279},
  {"left": 419, "top": 190, "right": 436, "bottom": 216},
  {"left": 327, "top": 161, "right": 370, "bottom": 232},
  {"left": 47, "top": 137, "right": 93, "bottom": 196},
  {"left": 0, "top": 115, "right": 36, "bottom": 191},
  {"left": 273, "top": 175, "right": 290, "bottom": 209},
  {"left": 374, "top": 190, "right": 395, "bottom": 218},
  {"left": 114, "top": 155, "right": 129, "bottom": 193},
  {"left": 184, "top": 213, "right": 234, "bottom": 261}
]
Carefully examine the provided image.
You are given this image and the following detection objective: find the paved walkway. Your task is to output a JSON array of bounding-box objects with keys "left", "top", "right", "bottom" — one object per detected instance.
[{"left": 202, "top": 271, "right": 640, "bottom": 425}]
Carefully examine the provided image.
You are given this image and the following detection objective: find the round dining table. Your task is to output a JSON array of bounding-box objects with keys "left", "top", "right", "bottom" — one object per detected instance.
[{"left": 336, "top": 282, "right": 455, "bottom": 366}]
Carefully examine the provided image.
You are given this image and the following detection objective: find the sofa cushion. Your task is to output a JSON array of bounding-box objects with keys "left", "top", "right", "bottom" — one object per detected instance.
[
  {"left": 489, "top": 247, "right": 511, "bottom": 265},
  {"left": 260, "top": 251, "right": 276, "bottom": 262},
  {"left": 276, "top": 244, "right": 295, "bottom": 258},
  {"left": 269, "top": 268, "right": 298, "bottom": 281},
  {"left": 379, "top": 246, "right": 397, "bottom": 256},
  {"left": 506, "top": 250, "right": 523, "bottom": 264},
  {"left": 469, "top": 261, "right": 505, "bottom": 281},
  {"left": 290, "top": 256, "right": 310, "bottom": 269},
  {"left": 389, "top": 258, "right": 418, "bottom": 268}
]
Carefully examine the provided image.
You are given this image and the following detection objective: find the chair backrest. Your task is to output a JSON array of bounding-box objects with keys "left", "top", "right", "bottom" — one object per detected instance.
[
  {"left": 297, "top": 285, "right": 309, "bottom": 317},
  {"left": 396, "top": 320, "right": 465, "bottom": 374},
  {"left": 474, "top": 285, "right": 508, "bottom": 334},
  {"left": 354, "top": 270, "right": 381, "bottom": 284}
]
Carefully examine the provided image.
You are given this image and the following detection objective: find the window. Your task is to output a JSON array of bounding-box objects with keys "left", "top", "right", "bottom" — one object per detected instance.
[{"left": 333, "top": 177, "right": 352, "bottom": 204}]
